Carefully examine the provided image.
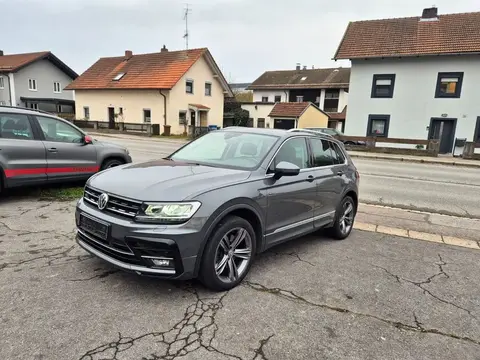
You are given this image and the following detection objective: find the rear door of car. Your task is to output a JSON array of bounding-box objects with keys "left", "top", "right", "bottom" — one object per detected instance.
[
  {"left": 32, "top": 115, "right": 98, "bottom": 182},
  {"left": 307, "top": 137, "right": 343, "bottom": 228},
  {"left": 264, "top": 136, "right": 316, "bottom": 247},
  {"left": 328, "top": 140, "right": 350, "bottom": 203},
  {"left": 0, "top": 112, "right": 48, "bottom": 187}
]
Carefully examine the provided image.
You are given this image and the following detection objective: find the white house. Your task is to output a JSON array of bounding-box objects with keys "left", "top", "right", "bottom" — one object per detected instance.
[
  {"left": 247, "top": 66, "right": 350, "bottom": 131},
  {"left": 334, "top": 7, "right": 480, "bottom": 154}
]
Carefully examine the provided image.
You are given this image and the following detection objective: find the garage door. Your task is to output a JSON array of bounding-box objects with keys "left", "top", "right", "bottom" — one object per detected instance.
[{"left": 274, "top": 119, "right": 295, "bottom": 130}]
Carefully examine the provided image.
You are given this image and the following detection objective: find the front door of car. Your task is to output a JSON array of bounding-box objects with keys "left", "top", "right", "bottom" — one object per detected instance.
[
  {"left": 34, "top": 115, "right": 98, "bottom": 182},
  {"left": 308, "top": 138, "right": 345, "bottom": 228},
  {"left": 0, "top": 112, "right": 47, "bottom": 187},
  {"left": 264, "top": 137, "right": 316, "bottom": 247}
]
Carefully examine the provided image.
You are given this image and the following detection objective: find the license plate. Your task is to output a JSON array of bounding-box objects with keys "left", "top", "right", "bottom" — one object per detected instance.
[{"left": 80, "top": 214, "right": 109, "bottom": 240}]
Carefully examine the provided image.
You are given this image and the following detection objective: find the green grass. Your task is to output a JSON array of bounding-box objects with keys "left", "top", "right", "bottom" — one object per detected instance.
[{"left": 38, "top": 186, "right": 84, "bottom": 201}]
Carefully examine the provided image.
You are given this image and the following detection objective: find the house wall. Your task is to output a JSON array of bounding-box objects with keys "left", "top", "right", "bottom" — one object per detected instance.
[
  {"left": 14, "top": 59, "right": 75, "bottom": 107},
  {"left": 338, "top": 89, "right": 348, "bottom": 112},
  {"left": 345, "top": 56, "right": 480, "bottom": 143},
  {"left": 0, "top": 74, "right": 10, "bottom": 105},
  {"left": 297, "top": 106, "right": 329, "bottom": 128},
  {"left": 73, "top": 89, "right": 166, "bottom": 123},
  {"left": 253, "top": 90, "right": 289, "bottom": 103},
  {"left": 241, "top": 103, "right": 275, "bottom": 128},
  {"left": 168, "top": 55, "right": 225, "bottom": 134}
]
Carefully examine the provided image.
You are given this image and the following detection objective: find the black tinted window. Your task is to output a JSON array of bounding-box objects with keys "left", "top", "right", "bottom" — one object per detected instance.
[
  {"left": 0, "top": 113, "right": 34, "bottom": 140},
  {"left": 271, "top": 137, "right": 309, "bottom": 171},
  {"left": 309, "top": 138, "right": 334, "bottom": 167},
  {"left": 331, "top": 142, "right": 346, "bottom": 164}
]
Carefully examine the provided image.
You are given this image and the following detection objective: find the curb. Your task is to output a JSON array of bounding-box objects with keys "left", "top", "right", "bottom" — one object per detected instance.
[
  {"left": 348, "top": 154, "right": 480, "bottom": 169},
  {"left": 354, "top": 222, "right": 480, "bottom": 251}
]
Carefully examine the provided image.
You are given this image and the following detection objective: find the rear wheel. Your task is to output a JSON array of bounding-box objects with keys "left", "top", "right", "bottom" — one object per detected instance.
[
  {"left": 199, "top": 216, "right": 256, "bottom": 291},
  {"left": 101, "top": 159, "right": 124, "bottom": 170},
  {"left": 328, "top": 196, "right": 356, "bottom": 240}
]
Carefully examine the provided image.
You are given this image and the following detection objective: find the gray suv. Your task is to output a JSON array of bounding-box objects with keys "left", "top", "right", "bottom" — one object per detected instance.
[
  {"left": 76, "top": 127, "right": 359, "bottom": 291},
  {"left": 0, "top": 106, "right": 131, "bottom": 193}
]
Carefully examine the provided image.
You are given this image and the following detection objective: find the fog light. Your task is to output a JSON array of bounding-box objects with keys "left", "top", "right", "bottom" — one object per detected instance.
[{"left": 151, "top": 258, "right": 173, "bottom": 267}]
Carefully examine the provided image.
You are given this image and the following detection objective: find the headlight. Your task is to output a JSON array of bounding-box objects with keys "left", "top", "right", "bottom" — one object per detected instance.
[{"left": 135, "top": 201, "right": 201, "bottom": 223}]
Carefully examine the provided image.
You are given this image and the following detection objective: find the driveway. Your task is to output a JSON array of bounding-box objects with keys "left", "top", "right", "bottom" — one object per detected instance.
[{"left": 1, "top": 198, "right": 479, "bottom": 360}]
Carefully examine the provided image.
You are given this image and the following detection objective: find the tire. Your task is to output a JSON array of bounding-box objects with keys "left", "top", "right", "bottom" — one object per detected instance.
[
  {"left": 199, "top": 216, "right": 256, "bottom": 291},
  {"left": 101, "top": 159, "right": 124, "bottom": 171},
  {"left": 327, "top": 196, "right": 356, "bottom": 240},
  {"left": 344, "top": 141, "right": 355, "bottom": 146}
]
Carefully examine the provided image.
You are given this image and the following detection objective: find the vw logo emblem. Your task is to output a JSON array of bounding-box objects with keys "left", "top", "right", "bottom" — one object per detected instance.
[{"left": 97, "top": 193, "right": 109, "bottom": 210}]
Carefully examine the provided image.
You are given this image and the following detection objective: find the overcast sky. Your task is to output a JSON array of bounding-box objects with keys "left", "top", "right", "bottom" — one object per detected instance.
[{"left": 1, "top": 0, "right": 478, "bottom": 82}]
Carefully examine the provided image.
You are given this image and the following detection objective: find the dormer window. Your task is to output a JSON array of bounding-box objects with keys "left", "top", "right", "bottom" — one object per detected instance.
[
  {"left": 113, "top": 73, "right": 125, "bottom": 81},
  {"left": 300, "top": 77, "right": 307, "bottom": 81}
]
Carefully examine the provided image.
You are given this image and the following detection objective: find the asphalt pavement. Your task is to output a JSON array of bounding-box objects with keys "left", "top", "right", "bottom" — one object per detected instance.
[
  {"left": 0, "top": 198, "right": 479, "bottom": 360},
  {"left": 95, "top": 133, "right": 480, "bottom": 219}
]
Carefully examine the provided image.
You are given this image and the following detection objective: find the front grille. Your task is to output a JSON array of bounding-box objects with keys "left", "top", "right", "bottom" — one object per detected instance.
[{"left": 83, "top": 186, "right": 142, "bottom": 218}]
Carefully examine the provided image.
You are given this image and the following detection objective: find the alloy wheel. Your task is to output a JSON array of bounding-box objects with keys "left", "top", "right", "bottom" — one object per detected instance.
[
  {"left": 339, "top": 200, "right": 354, "bottom": 235},
  {"left": 214, "top": 227, "right": 252, "bottom": 283}
]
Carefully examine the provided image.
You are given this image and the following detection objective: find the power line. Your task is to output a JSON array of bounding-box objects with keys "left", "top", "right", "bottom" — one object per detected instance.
[{"left": 183, "top": 4, "right": 192, "bottom": 50}]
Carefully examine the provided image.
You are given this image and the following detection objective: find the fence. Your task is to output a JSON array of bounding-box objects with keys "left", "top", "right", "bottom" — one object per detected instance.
[{"left": 71, "top": 120, "right": 159, "bottom": 136}]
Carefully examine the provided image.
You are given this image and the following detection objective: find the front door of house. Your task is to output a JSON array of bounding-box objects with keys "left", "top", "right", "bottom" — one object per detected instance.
[
  {"left": 429, "top": 118, "right": 456, "bottom": 154},
  {"left": 190, "top": 110, "right": 196, "bottom": 126},
  {"left": 108, "top": 107, "right": 115, "bottom": 129}
]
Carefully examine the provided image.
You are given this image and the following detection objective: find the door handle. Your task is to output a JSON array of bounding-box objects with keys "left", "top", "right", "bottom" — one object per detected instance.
[
  {"left": 336, "top": 171, "right": 344, "bottom": 176},
  {"left": 47, "top": 148, "right": 58, "bottom": 153},
  {"left": 306, "top": 175, "right": 315, "bottom": 183}
]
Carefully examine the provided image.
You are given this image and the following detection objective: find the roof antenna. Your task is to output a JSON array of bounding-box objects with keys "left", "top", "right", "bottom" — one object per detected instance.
[{"left": 183, "top": 4, "right": 192, "bottom": 50}]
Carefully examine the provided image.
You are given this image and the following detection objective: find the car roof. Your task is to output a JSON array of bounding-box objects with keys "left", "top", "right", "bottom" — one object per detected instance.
[
  {"left": 0, "top": 105, "right": 55, "bottom": 117},
  {"left": 220, "top": 126, "right": 336, "bottom": 141}
]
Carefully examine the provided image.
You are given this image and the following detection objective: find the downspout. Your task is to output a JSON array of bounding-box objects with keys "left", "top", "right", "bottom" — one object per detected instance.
[
  {"left": 284, "top": 90, "right": 288, "bottom": 102},
  {"left": 159, "top": 90, "right": 167, "bottom": 126}
]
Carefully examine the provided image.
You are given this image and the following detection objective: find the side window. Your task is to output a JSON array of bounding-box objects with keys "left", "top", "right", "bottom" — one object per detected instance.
[
  {"left": 270, "top": 137, "right": 309, "bottom": 172},
  {"left": 0, "top": 113, "right": 34, "bottom": 140},
  {"left": 309, "top": 138, "right": 335, "bottom": 167},
  {"left": 331, "top": 142, "right": 346, "bottom": 164},
  {"left": 36, "top": 116, "right": 83, "bottom": 143}
]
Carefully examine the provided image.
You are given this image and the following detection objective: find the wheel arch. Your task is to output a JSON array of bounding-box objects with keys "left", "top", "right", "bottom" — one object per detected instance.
[{"left": 100, "top": 156, "right": 127, "bottom": 170}]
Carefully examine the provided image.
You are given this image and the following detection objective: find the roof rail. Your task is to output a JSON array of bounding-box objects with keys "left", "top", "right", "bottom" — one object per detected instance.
[
  {"left": 0, "top": 105, "right": 55, "bottom": 116},
  {"left": 287, "top": 128, "right": 334, "bottom": 138}
]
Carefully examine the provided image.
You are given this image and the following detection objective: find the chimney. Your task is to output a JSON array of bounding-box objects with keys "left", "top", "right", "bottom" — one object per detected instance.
[
  {"left": 124, "top": 50, "right": 133, "bottom": 59},
  {"left": 421, "top": 7, "right": 438, "bottom": 20},
  {"left": 0, "top": 50, "right": 3, "bottom": 56},
  {"left": 303, "top": 65, "right": 307, "bottom": 70},
  {"left": 161, "top": 45, "right": 168, "bottom": 53},
  {"left": 296, "top": 63, "right": 301, "bottom": 71}
]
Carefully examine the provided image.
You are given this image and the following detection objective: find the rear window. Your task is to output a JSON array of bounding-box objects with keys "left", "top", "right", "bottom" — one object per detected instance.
[{"left": 0, "top": 113, "right": 34, "bottom": 140}]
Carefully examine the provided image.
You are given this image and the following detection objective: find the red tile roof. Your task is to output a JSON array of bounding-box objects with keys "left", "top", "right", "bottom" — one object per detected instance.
[
  {"left": 0, "top": 51, "right": 49, "bottom": 72},
  {"left": 269, "top": 102, "right": 325, "bottom": 118},
  {"left": 334, "top": 10, "right": 480, "bottom": 59},
  {"left": 327, "top": 106, "right": 347, "bottom": 120},
  {"left": 66, "top": 48, "right": 208, "bottom": 90}
]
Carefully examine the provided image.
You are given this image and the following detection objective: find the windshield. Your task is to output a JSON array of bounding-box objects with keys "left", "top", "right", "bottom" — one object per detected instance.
[{"left": 170, "top": 131, "right": 279, "bottom": 170}]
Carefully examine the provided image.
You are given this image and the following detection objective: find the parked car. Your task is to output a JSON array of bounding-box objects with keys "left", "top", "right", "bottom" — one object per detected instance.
[
  {"left": 0, "top": 106, "right": 132, "bottom": 193},
  {"left": 76, "top": 127, "right": 360, "bottom": 291},
  {"left": 304, "top": 127, "right": 366, "bottom": 146}
]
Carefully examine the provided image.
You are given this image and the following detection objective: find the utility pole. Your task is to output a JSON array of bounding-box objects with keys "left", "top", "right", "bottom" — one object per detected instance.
[{"left": 183, "top": 4, "right": 192, "bottom": 50}]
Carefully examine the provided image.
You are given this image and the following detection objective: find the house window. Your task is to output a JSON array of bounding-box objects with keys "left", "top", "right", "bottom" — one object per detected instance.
[
  {"left": 56, "top": 104, "right": 62, "bottom": 113},
  {"left": 0, "top": 77, "right": 4, "bottom": 89},
  {"left": 324, "top": 89, "right": 339, "bottom": 112},
  {"left": 257, "top": 118, "right": 265, "bottom": 128},
  {"left": 28, "top": 103, "right": 39, "bottom": 110},
  {"left": 0, "top": 101, "right": 5, "bottom": 105},
  {"left": 296, "top": 96, "right": 304, "bottom": 102},
  {"left": 28, "top": 79, "right": 37, "bottom": 91},
  {"left": 186, "top": 79, "right": 194, "bottom": 94},
  {"left": 53, "top": 82, "right": 61, "bottom": 93},
  {"left": 143, "top": 109, "right": 151, "bottom": 123},
  {"left": 371, "top": 74, "right": 396, "bottom": 98},
  {"left": 179, "top": 111, "right": 187, "bottom": 125},
  {"left": 435, "top": 72, "right": 464, "bottom": 98},
  {"left": 274, "top": 95, "right": 281, "bottom": 102},
  {"left": 83, "top": 106, "right": 90, "bottom": 120},
  {"left": 367, "top": 115, "right": 390, "bottom": 137},
  {"left": 262, "top": 96, "right": 269, "bottom": 103},
  {"left": 113, "top": 73, "right": 125, "bottom": 81},
  {"left": 205, "top": 82, "right": 212, "bottom": 96}
]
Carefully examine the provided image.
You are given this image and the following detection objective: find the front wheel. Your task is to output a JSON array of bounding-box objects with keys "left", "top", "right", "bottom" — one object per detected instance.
[
  {"left": 328, "top": 196, "right": 356, "bottom": 240},
  {"left": 199, "top": 216, "right": 256, "bottom": 291},
  {"left": 101, "top": 159, "right": 124, "bottom": 170}
]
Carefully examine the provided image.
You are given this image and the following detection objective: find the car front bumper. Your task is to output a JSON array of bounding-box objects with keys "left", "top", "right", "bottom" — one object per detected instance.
[{"left": 75, "top": 198, "right": 205, "bottom": 280}]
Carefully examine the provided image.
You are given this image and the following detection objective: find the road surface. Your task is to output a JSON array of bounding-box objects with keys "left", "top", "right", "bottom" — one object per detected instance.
[{"left": 95, "top": 134, "right": 480, "bottom": 218}]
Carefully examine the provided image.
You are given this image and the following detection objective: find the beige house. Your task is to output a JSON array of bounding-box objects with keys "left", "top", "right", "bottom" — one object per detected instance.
[{"left": 66, "top": 46, "right": 233, "bottom": 135}]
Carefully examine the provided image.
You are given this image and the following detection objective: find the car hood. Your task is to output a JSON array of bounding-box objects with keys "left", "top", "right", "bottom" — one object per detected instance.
[{"left": 87, "top": 159, "right": 251, "bottom": 201}]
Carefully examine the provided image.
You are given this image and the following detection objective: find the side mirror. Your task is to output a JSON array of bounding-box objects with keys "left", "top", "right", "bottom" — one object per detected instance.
[
  {"left": 273, "top": 161, "right": 300, "bottom": 180},
  {"left": 84, "top": 135, "right": 93, "bottom": 145}
]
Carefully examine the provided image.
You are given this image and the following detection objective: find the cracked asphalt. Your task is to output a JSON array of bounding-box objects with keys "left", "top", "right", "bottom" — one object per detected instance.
[{"left": 1, "top": 199, "right": 479, "bottom": 360}]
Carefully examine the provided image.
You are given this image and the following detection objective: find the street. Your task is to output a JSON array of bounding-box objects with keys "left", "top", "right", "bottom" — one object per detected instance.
[
  {"left": 95, "top": 134, "right": 480, "bottom": 219},
  {"left": 0, "top": 198, "right": 479, "bottom": 360}
]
